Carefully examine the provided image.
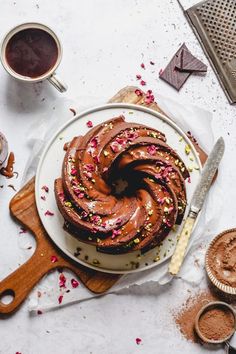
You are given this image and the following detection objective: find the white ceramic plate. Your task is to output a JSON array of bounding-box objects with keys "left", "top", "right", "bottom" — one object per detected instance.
[{"left": 35, "top": 103, "right": 202, "bottom": 274}]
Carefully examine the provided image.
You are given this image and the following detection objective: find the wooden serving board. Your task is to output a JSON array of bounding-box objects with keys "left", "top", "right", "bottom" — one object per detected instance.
[{"left": 0, "top": 86, "right": 208, "bottom": 315}]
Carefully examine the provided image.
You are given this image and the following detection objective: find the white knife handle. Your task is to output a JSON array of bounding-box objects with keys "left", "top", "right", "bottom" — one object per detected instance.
[{"left": 169, "top": 216, "right": 195, "bottom": 275}]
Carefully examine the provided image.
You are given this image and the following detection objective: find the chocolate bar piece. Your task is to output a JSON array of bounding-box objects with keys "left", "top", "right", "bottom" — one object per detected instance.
[
  {"left": 176, "top": 49, "right": 207, "bottom": 72},
  {"left": 159, "top": 44, "right": 191, "bottom": 91}
]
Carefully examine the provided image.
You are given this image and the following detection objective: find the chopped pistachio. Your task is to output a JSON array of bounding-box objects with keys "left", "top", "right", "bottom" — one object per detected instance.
[
  {"left": 185, "top": 144, "right": 191, "bottom": 155},
  {"left": 92, "top": 259, "right": 100, "bottom": 265},
  {"left": 133, "top": 238, "right": 140, "bottom": 244},
  {"left": 64, "top": 201, "right": 72, "bottom": 208}
]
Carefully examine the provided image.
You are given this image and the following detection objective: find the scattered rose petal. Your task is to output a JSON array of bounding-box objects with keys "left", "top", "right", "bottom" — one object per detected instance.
[
  {"left": 150, "top": 61, "right": 155, "bottom": 65},
  {"left": 90, "top": 137, "right": 98, "bottom": 148},
  {"left": 141, "top": 63, "right": 145, "bottom": 69},
  {"left": 58, "top": 295, "right": 63, "bottom": 304},
  {"left": 136, "top": 338, "right": 142, "bottom": 345},
  {"left": 41, "top": 185, "right": 49, "bottom": 193},
  {"left": 187, "top": 177, "right": 191, "bottom": 183},
  {"left": 81, "top": 211, "right": 88, "bottom": 218},
  {"left": 69, "top": 108, "right": 76, "bottom": 116},
  {"left": 136, "top": 74, "right": 141, "bottom": 80},
  {"left": 59, "top": 273, "right": 67, "bottom": 288},
  {"left": 135, "top": 89, "right": 143, "bottom": 97},
  {"left": 140, "top": 80, "right": 146, "bottom": 86},
  {"left": 78, "top": 192, "right": 85, "bottom": 199},
  {"left": 86, "top": 120, "right": 93, "bottom": 128},
  {"left": 44, "top": 210, "right": 54, "bottom": 216},
  {"left": 70, "top": 168, "right": 77, "bottom": 176},
  {"left": 16, "top": 352, "right": 22, "bottom": 354},
  {"left": 8, "top": 184, "right": 16, "bottom": 191},
  {"left": 41, "top": 195, "right": 46, "bottom": 201},
  {"left": 51, "top": 255, "right": 58, "bottom": 263},
  {"left": 159, "top": 68, "right": 163, "bottom": 75},
  {"left": 37, "top": 310, "right": 43, "bottom": 315},
  {"left": 71, "top": 278, "right": 79, "bottom": 288}
]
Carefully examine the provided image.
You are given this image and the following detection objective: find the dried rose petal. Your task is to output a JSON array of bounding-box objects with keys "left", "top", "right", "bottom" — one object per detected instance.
[
  {"left": 136, "top": 338, "right": 142, "bottom": 345},
  {"left": 187, "top": 177, "right": 191, "bottom": 183},
  {"left": 86, "top": 120, "right": 93, "bottom": 128},
  {"left": 78, "top": 192, "right": 85, "bottom": 199},
  {"left": 84, "top": 164, "right": 95, "bottom": 172},
  {"left": 110, "top": 141, "right": 120, "bottom": 153},
  {"left": 81, "top": 210, "right": 88, "bottom": 218},
  {"left": 71, "top": 278, "right": 79, "bottom": 288},
  {"left": 150, "top": 61, "right": 155, "bottom": 65},
  {"left": 51, "top": 255, "right": 58, "bottom": 263},
  {"left": 140, "top": 80, "right": 146, "bottom": 86},
  {"left": 141, "top": 63, "right": 145, "bottom": 69},
  {"left": 136, "top": 74, "right": 141, "bottom": 80},
  {"left": 102, "top": 167, "right": 108, "bottom": 173},
  {"left": 90, "top": 137, "right": 98, "bottom": 148},
  {"left": 111, "top": 229, "right": 121, "bottom": 239},
  {"left": 58, "top": 295, "right": 63, "bottom": 304},
  {"left": 37, "top": 310, "right": 43, "bottom": 315},
  {"left": 44, "top": 210, "right": 54, "bottom": 216},
  {"left": 147, "top": 145, "right": 157, "bottom": 155},
  {"left": 41, "top": 185, "right": 49, "bottom": 193},
  {"left": 159, "top": 68, "right": 163, "bottom": 75},
  {"left": 135, "top": 89, "right": 143, "bottom": 97},
  {"left": 70, "top": 168, "right": 77, "bottom": 176},
  {"left": 41, "top": 195, "right": 46, "bottom": 201},
  {"left": 59, "top": 273, "right": 66, "bottom": 288}
]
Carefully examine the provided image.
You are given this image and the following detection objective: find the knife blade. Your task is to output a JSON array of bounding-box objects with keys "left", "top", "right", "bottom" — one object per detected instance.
[{"left": 169, "top": 137, "right": 225, "bottom": 275}]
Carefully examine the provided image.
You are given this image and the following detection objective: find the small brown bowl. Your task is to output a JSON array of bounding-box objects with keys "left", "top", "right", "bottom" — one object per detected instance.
[
  {"left": 205, "top": 229, "right": 236, "bottom": 296},
  {"left": 195, "top": 301, "right": 236, "bottom": 344}
]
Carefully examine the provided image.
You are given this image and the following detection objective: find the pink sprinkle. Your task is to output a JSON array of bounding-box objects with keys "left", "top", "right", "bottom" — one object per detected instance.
[
  {"left": 147, "top": 145, "right": 157, "bottom": 155},
  {"left": 51, "top": 255, "right": 58, "bottom": 263},
  {"left": 136, "top": 338, "right": 142, "bottom": 345},
  {"left": 59, "top": 273, "right": 66, "bottom": 288},
  {"left": 140, "top": 80, "right": 146, "bottom": 86},
  {"left": 187, "top": 177, "right": 191, "bottom": 183},
  {"left": 136, "top": 74, "right": 142, "bottom": 80},
  {"left": 19, "top": 227, "right": 27, "bottom": 234},
  {"left": 71, "top": 278, "right": 79, "bottom": 288},
  {"left": 141, "top": 63, "right": 145, "bottom": 69},
  {"left": 41, "top": 195, "right": 46, "bottom": 201},
  {"left": 86, "top": 120, "right": 93, "bottom": 128},
  {"left": 44, "top": 210, "right": 54, "bottom": 216},
  {"left": 37, "top": 310, "right": 43, "bottom": 315},
  {"left": 70, "top": 168, "right": 77, "bottom": 176},
  {"left": 58, "top": 295, "right": 63, "bottom": 304},
  {"left": 42, "top": 185, "right": 49, "bottom": 193},
  {"left": 150, "top": 61, "right": 155, "bottom": 65},
  {"left": 135, "top": 89, "right": 143, "bottom": 97}
]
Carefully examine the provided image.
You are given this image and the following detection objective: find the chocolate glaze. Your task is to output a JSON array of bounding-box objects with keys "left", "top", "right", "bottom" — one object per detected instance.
[{"left": 54, "top": 117, "right": 188, "bottom": 255}]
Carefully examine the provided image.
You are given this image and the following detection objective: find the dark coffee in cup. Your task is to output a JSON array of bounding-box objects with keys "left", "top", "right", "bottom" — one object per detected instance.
[{"left": 5, "top": 28, "right": 58, "bottom": 78}]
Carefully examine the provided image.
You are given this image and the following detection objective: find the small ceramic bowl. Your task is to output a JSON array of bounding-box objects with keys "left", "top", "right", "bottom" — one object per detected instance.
[
  {"left": 205, "top": 229, "right": 236, "bottom": 296},
  {"left": 195, "top": 301, "right": 236, "bottom": 344}
]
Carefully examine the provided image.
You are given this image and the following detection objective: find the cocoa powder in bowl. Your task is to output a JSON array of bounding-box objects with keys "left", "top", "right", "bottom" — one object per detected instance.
[{"left": 195, "top": 302, "right": 236, "bottom": 343}]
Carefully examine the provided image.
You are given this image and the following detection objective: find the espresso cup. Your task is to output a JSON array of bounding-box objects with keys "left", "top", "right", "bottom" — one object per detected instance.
[{"left": 0, "top": 22, "right": 67, "bottom": 92}]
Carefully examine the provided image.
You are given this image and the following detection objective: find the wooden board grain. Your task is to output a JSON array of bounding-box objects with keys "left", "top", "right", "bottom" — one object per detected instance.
[{"left": 0, "top": 86, "right": 209, "bottom": 315}]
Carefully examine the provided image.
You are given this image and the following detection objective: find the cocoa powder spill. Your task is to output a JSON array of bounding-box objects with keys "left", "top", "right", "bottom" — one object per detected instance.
[
  {"left": 173, "top": 290, "right": 218, "bottom": 342},
  {"left": 198, "top": 307, "right": 235, "bottom": 341},
  {"left": 0, "top": 152, "right": 15, "bottom": 178}
]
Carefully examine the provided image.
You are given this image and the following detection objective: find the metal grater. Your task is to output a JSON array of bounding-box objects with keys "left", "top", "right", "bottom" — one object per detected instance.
[{"left": 185, "top": 0, "right": 236, "bottom": 104}]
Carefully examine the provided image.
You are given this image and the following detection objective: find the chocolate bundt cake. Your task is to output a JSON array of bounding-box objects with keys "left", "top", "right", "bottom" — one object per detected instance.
[{"left": 55, "top": 116, "right": 189, "bottom": 254}]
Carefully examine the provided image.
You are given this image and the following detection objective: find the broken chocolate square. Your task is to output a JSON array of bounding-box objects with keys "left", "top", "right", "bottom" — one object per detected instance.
[
  {"left": 159, "top": 44, "right": 191, "bottom": 91},
  {"left": 176, "top": 49, "right": 207, "bottom": 72}
]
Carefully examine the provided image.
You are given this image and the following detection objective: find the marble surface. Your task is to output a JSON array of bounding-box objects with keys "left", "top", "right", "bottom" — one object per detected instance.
[{"left": 0, "top": 0, "right": 236, "bottom": 353}]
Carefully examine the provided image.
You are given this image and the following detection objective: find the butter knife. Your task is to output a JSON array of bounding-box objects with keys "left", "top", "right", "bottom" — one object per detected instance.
[{"left": 169, "top": 137, "right": 225, "bottom": 276}]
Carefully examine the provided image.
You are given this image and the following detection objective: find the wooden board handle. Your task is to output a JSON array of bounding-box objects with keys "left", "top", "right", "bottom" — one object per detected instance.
[{"left": 0, "top": 249, "right": 59, "bottom": 314}]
